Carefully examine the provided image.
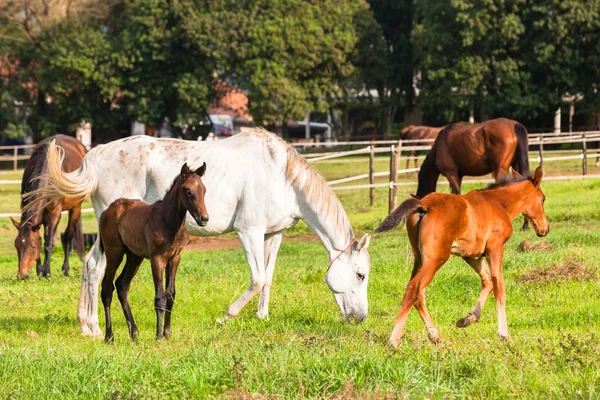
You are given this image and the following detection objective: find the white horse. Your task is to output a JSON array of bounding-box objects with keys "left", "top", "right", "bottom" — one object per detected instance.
[{"left": 28, "top": 128, "right": 371, "bottom": 338}]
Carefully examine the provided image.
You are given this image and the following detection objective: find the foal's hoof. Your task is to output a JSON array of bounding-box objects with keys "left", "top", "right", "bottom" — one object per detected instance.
[
  {"left": 499, "top": 333, "right": 511, "bottom": 341},
  {"left": 388, "top": 338, "right": 401, "bottom": 348},
  {"left": 216, "top": 316, "right": 231, "bottom": 325},
  {"left": 456, "top": 315, "right": 477, "bottom": 328}
]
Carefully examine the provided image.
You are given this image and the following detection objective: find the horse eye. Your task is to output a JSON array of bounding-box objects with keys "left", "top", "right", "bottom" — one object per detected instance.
[
  {"left": 357, "top": 273, "right": 365, "bottom": 282},
  {"left": 542, "top": 196, "right": 546, "bottom": 204}
]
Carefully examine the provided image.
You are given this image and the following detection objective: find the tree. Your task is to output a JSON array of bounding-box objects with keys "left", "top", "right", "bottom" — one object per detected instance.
[{"left": 178, "top": 0, "right": 363, "bottom": 126}]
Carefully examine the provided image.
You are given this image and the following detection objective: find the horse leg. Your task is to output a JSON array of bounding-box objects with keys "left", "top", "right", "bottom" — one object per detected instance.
[
  {"left": 257, "top": 231, "right": 284, "bottom": 320},
  {"left": 41, "top": 206, "right": 62, "bottom": 278},
  {"left": 115, "top": 252, "right": 144, "bottom": 340},
  {"left": 405, "top": 151, "right": 413, "bottom": 170},
  {"left": 389, "top": 257, "right": 447, "bottom": 347},
  {"left": 163, "top": 254, "right": 181, "bottom": 339},
  {"left": 85, "top": 244, "right": 108, "bottom": 338},
  {"left": 150, "top": 257, "right": 168, "bottom": 339},
  {"left": 61, "top": 206, "right": 81, "bottom": 277},
  {"left": 447, "top": 172, "right": 462, "bottom": 195},
  {"left": 222, "top": 229, "right": 266, "bottom": 321},
  {"left": 101, "top": 249, "right": 124, "bottom": 343},
  {"left": 486, "top": 246, "right": 510, "bottom": 340},
  {"left": 456, "top": 257, "right": 493, "bottom": 328}
]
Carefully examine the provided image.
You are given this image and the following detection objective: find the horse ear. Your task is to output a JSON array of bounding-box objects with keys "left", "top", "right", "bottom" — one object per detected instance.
[
  {"left": 180, "top": 163, "right": 190, "bottom": 176},
  {"left": 532, "top": 167, "right": 543, "bottom": 186},
  {"left": 356, "top": 233, "right": 371, "bottom": 252},
  {"left": 510, "top": 167, "right": 522, "bottom": 179},
  {"left": 10, "top": 217, "right": 20, "bottom": 229},
  {"left": 196, "top": 162, "right": 207, "bottom": 177}
]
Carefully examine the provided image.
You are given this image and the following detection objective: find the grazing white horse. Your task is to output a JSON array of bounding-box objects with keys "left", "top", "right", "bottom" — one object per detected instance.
[{"left": 28, "top": 128, "right": 371, "bottom": 338}]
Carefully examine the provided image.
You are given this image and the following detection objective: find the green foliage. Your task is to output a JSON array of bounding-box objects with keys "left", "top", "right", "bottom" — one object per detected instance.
[{"left": 413, "top": 0, "right": 600, "bottom": 124}]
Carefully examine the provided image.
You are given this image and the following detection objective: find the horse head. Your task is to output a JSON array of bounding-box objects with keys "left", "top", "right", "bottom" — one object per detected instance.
[
  {"left": 179, "top": 162, "right": 209, "bottom": 227},
  {"left": 325, "top": 233, "right": 371, "bottom": 322},
  {"left": 11, "top": 217, "right": 42, "bottom": 280},
  {"left": 521, "top": 167, "right": 549, "bottom": 237}
]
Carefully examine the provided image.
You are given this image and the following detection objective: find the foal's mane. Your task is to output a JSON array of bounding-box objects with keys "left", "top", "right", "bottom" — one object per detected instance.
[
  {"left": 480, "top": 175, "right": 532, "bottom": 191},
  {"left": 244, "top": 127, "right": 352, "bottom": 234}
]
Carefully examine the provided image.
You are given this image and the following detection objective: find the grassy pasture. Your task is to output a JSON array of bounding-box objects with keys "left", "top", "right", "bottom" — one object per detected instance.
[{"left": 0, "top": 162, "right": 599, "bottom": 398}]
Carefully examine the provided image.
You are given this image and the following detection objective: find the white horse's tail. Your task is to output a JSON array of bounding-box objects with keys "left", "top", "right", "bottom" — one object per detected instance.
[{"left": 22, "top": 140, "right": 99, "bottom": 214}]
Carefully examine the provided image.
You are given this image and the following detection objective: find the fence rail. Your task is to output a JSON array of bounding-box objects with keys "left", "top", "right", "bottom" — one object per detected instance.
[{"left": 2, "top": 132, "right": 600, "bottom": 218}]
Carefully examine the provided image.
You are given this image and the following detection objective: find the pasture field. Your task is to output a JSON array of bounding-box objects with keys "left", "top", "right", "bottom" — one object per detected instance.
[{"left": 0, "top": 165, "right": 599, "bottom": 398}]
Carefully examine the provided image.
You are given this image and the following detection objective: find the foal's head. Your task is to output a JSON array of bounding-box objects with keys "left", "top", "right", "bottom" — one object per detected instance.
[
  {"left": 11, "top": 217, "right": 42, "bottom": 280},
  {"left": 520, "top": 167, "right": 549, "bottom": 237},
  {"left": 177, "top": 163, "right": 209, "bottom": 226}
]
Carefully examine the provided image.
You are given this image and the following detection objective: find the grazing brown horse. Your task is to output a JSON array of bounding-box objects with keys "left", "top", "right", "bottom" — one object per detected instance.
[
  {"left": 399, "top": 125, "right": 443, "bottom": 169},
  {"left": 415, "top": 118, "right": 529, "bottom": 199},
  {"left": 376, "top": 167, "right": 549, "bottom": 347},
  {"left": 12, "top": 135, "right": 87, "bottom": 279},
  {"left": 100, "top": 163, "right": 208, "bottom": 342}
]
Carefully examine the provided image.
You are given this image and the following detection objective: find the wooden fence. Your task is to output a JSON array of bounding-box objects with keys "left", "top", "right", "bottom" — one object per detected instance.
[
  {"left": 0, "top": 144, "right": 36, "bottom": 170},
  {"left": 2, "top": 131, "right": 600, "bottom": 217}
]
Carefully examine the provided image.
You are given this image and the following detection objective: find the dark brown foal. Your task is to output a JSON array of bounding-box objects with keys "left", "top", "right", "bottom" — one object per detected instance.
[
  {"left": 377, "top": 167, "right": 549, "bottom": 347},
  {"left": 100, "top": 163, "right": 208, "bottom": 342}
]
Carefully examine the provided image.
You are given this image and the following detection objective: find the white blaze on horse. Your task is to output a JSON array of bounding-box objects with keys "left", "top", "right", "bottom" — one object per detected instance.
[{"left": 26, "top": 128, "right": 371, "bottom": 338}]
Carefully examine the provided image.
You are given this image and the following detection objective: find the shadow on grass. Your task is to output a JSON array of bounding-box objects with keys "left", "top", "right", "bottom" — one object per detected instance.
[{"left": 0, "top": 314, "right": 76, "bottom": 333}]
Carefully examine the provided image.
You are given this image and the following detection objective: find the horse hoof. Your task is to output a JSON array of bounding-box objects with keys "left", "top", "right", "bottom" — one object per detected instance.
[
  {"left": 456, "top": 316, "right": 475, "bottom": 328},
  {"left": 499, "top": 333, "right": 511, "bottom": 341},
  {"left": 104, "top": 335, "right": 114, "bottom": 344},
  {"left": 388, "top": 338, "right": 401, "bottom": 348},
  {"left": 216, "top": 316, "right": 231, "bottom": 325}
]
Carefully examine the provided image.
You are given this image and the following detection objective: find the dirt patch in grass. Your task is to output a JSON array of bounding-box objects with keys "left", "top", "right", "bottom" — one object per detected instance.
[
  {"left": 185, "top": 235, "right": 316, "bottom": 251},
  {"left": 517, "top": 259, "right": 598, "bottom": 285},
  {"left": 331, "top": 382, "right": 406, "bottom": 400},
  {"left": 516, "top": 239, "right": 555, "bottom": 252},
  {"left": 222, "top": 388, "right": 278, "bottom": 400}
]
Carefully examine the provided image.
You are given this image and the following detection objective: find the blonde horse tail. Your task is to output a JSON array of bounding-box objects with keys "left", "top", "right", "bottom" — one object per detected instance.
[
  {"left": 22, "top": 140, "right": 99, "bottom": 214},
  {"left": 375, "top": 198, "right": 427, "bottom": 233}
]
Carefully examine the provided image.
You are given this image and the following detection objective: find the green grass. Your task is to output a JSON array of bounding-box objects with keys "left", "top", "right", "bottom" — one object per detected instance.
[{"left": 0, "top": 169, "right": 599, "bottom": 398}]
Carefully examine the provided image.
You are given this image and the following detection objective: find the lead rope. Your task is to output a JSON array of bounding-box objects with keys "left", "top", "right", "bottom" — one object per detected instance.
[{"left": 327, "top": 238, "right": 356, "bottom": 272}]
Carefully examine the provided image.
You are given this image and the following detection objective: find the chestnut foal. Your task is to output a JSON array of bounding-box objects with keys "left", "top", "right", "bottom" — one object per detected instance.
[
  {"left": 376, "top": 167, "right": 549, "bottom": 347},
  {"left": 100, "top": 163, "right": 208, "bottom": 342}
]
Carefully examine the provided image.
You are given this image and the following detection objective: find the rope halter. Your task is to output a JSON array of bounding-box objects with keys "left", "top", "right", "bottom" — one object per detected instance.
[{"left": 327, "top": 238, "right": 356, "bottom": 272}]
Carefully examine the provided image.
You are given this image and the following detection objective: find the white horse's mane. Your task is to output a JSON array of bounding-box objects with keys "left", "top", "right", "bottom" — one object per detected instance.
[{"left": 241, "top": 127, "right": 352, "bottom": 235}]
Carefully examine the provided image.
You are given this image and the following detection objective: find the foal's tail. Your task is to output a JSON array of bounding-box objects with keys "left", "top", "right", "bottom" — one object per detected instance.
[
  {"left": 513, "top": 123, "right": 530, "bottom": 175},
  {"left": 375, "top": 198, "right": 427, "bottom": 233},
  {"left": 22, "top": 140, "right": 99, "bottom": 215}
]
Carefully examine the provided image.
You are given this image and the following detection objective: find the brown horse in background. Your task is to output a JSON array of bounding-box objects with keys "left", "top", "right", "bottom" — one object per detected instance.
[
  {"left": 399, "top": 125, "right": 443, "bottom": 169},
  {"left": 377, "top": 167, "right": 549, "bottom": 347},
  {"left": 12, "top": 135, "right": 87, "bottom": 279},
  {"left": 415, "top": 118, "right": 529, "bottom": 199},
  {"left": 100, "top": 163, "right": 208, "bottom": 342}
]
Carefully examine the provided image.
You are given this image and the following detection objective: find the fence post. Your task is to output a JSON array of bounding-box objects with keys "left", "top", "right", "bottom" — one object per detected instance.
[
  {"left": 538, "top": 137, "right": 544, "bottom": 168},
  {"left": 388, "top": 141, "right": 401, "bottom": 213},
  {"left": 13, "top": 146, "right": 17, "bottom": 171},
  {"left": 388, "top": 145, "right": 396, "bottom": 213},
  {"left": 369, "top": 143, "right": 375, "bottom": 206},
  {"left": 582, "top": 133, "right": 588, "bottom": 175}
]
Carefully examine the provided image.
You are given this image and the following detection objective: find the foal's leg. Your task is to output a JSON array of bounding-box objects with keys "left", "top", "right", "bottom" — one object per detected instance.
[
  {"left": 41, "top": 206, "right": 62, "bottom": 278},
  {"left": 115, "top": 253, "right": 144, "bottom": 340},
  {"left": 163, "top": 254, "right": 181, "bottom": 339},
  {"left": 486, "top": 246, "right": 510, "bottom": 340},
  {"left": 150, "top": 257, "right": 168, "bottom": 339},
  {"left": 456, "top": 257, "right": 493, "bottom": 328},
  {"left": 257, "top": 231, "right": 284, "bottom": 320},
  {"left": 101, "top": 249, "right": 125, "bottom": 343},
  {"left": 406, "top": 217, "right": 441, "bottom": 343},
  {"left": 389, "top": 256, "right": 448, "bottom": 347},
  {"left": 222, "top": 229, "right": 266, "bottom": 321},
  {"left": 61, "top": 206, "right": 81, "bottom": 277}
]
